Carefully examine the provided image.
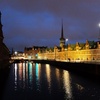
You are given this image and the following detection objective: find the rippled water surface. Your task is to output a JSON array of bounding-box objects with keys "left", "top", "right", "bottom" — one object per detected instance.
[{"left": 2, "top": 62, "right": 100, "bottom": 100}]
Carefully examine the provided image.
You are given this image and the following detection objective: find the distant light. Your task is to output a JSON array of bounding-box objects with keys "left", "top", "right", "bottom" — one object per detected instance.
[
  {"left": 66, "top": 38, "right": 68, "bottom": 42},
  {"left": 99, "top": 23, "right": 100, "bottom": 27},
  {"left": 36, "top": 54, "right": 38, "bottom": 57},
  {"left": 15, "top": 51, "right": 17, "bottom": 55}
]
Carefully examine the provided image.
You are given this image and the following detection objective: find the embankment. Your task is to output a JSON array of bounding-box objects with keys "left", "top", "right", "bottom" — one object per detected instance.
[{"left": 33, "top": 60, "right": 100, "bottom": 77}]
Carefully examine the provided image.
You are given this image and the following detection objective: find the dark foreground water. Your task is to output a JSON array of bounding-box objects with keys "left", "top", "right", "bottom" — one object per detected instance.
[{"left": 1, "top": 62, "right": 100, "bottom": 100}]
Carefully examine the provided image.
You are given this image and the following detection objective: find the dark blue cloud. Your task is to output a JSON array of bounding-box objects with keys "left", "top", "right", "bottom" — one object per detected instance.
[{"left": 0, "top": 0, "right": 100, "bottom": 51}]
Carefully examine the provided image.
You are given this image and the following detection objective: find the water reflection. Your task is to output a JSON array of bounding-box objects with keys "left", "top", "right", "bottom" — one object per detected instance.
[
  {"left": 22, "top": 63, "right": 25, "bottom": 89},
  {"left": 35, "top": 63, "right": 41, "bottom": 91},
  {"left": 25, "top": 62, "right": 28, "bottom": 87},
  {"left": 63, "top": 70, "right": 72, "bottom": 99},
  {"left": 13, "top": 62, "right": 73, "bottom": 99},
  {"left": 18, "top": 63, "right": 23, "bottom": 88},
  {"left": 55, "top": 68, "right": 60, "bottom": 81},
  {"left": 3, "top": 61, "right": 100, "bottom": 100},
  {"left": 28, "top": 62, "right": 33, "bottom": 89},
  {"left": 12, "top": 62, "right": 73, "bottom": 99},
  {"left": 46, "top": 64, "right": 51, "bottom": 92},
  {"left": 14, "top": 63, "right": 17, "bottom": 90}
]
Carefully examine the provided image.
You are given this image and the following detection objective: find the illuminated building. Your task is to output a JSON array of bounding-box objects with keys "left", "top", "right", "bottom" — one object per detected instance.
[
  {"left": 20, "top": 23, "right": 100, "bottom": 62},
  {"left": 37, "top": 25, "right": 100, "bottom": 62},
  {"left": 24, "top": 46, "right": 47, "bottom": 59}
]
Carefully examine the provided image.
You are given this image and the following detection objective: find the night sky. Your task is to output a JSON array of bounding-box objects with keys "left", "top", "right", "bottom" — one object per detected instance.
[{"left": 0, "top": 0, "right": 100, "bottom": 51}]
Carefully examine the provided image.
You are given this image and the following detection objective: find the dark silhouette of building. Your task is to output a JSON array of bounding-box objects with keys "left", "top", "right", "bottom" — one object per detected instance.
[{"left": 0, "top": 12, "right": 9, "bottom": 67}]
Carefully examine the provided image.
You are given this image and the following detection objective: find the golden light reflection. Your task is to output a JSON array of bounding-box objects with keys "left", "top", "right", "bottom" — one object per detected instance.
[
  {"left": 38, "top": 63, "right": 41, "bottom": 79},
  {"left": 23, "top": 63, "right": 25, "bottom": 89},
  {"left": 55, "top": 68, "right": 60, "bottom": 81},
  {"left": 46, "top": 64, "right": 51, "bottom": 91},
  {"left": 63, "top": 70, "right": 72, "bottom": 99},
  {"left": 18, "top": 63, "right": 23, "bottom": 81}
]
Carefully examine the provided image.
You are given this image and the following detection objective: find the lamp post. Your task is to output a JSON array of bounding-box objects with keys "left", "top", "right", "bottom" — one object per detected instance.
[
  {"left": 54, "top": 46, "right": 57, "bottom": 60},
  {"left": 65, "top": 39, "right": 68, "bottom": 60}
]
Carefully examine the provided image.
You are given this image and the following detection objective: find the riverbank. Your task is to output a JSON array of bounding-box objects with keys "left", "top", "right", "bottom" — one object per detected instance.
[
  {"left": 13, "top": 59, "right": 100, "bottom": 77},
  {"left": 32, "top": 60, "right": 100, "bottom": 78},
  {"left": 13, "top": 59, "right": 100, "bottom": 80}
]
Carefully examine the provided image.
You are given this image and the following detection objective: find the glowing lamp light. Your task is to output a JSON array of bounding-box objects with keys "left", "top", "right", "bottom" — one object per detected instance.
[
  {"left": 66, "top": 38, "right": 68, "bottom": 42},
  {"left": 14, "top": 51, "right": 17, "bottom": 55},
  {"left": 99, "top": 23, "right": 100, "bottom": 27}
]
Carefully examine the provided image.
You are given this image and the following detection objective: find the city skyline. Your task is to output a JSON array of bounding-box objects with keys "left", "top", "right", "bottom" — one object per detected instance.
[{"left": 0, "top": 0, "right": 100, "bottom": 51}]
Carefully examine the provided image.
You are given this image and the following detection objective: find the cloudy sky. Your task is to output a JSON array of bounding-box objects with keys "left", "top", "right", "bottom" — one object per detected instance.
[{"left": 0, "top": 0, "right": 100, "bottom": 51}]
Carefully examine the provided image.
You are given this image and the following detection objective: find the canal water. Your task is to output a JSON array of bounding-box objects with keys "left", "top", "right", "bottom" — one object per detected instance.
[{"left": 1, "top": 61, "right": 100, "bottom": 100}]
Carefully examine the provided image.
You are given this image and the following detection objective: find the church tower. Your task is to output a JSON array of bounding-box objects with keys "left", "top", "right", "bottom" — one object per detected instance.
[
  {"left": 0, "top": 12, "right": 4, "bottom": 43},
  {"left": 59, "top": 22, "right": 65, "bottom": 48}
]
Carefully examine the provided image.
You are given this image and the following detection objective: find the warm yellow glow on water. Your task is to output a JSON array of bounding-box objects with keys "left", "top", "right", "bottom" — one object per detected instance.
[
  {"left": 63, "top": 70, "right": 72, "bottom": 99},
  {"left": 46, "top": 64, "right": 51, "bottom": 91},
  {"left": 55, "top": 68, "right": 60, "bottom": 81},
  {"left": 18, "top": 63, "right": 23, "bottom": 81}
]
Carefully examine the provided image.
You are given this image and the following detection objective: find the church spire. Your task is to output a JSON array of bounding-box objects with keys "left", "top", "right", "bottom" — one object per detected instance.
[
  {"left": 59, "top": 20, "right": 65, "bottom": 48},
  {"left": 61, "top": 20, "right": 64, "bottom": 38}
]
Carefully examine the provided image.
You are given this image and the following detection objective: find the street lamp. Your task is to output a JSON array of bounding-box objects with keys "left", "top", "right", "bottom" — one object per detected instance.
[
  {"left": 65, "top": 38, "right": 68, "bottom": 60},
  {"left": 66, "top": 38, "right": 68, "bottom": 42}
]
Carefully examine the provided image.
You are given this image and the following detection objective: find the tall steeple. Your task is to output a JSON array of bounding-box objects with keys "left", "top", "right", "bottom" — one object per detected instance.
[
  {"left": 61, "top": 22, "right": 64, "bottom": 38},
  {"left": 0, "top": 11, "right": 4, "bottom": 42},
  {"left": 60, "top": 21, "right": 65, "bottom": 48}
]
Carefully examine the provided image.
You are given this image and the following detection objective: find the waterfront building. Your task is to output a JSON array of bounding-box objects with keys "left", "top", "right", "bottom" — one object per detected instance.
[
  {"left": 11, "top": 51, "right": 25, "bottom": 60},
  {"left": 13, "top": 22, "right": 100, "bottom": 62},
  {"left": 24, "top": 46, "right": 47, "bottom": 59},
  {"left": 0, "top": 12, "right": 9, "bottom": 66},
  {"left": 37, "top": 27, "right": 100, "bottom": 62}
]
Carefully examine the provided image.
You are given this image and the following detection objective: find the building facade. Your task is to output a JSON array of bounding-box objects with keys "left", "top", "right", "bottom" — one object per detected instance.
[
  {"left": 0, "top": 12, "right": 9, "bottom": 66},
  {"left": 13, "top": 23, "right": 100, "bottom": 62},
  {"left": 24, "top": 46, "right": 47, "bottom": 59},
  {"left": 37, "top": 41, "right": 100, "bottom": 62},
  {"left": 37, "top": 24, "right": 100, "bottom": 62}
]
